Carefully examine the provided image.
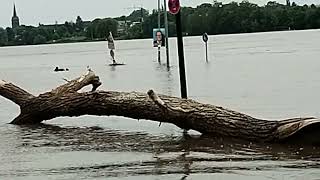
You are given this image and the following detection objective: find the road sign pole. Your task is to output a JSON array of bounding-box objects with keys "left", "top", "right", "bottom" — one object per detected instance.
[
  {"left": 175, "top": 11, "right": 187, "bottom": 99},
  {"left": 205, "top": 42, "right": 208, "bottom": 62},
  {"left": 202, "top": 32, "right": 209, "bottom": 62},
  {"left": 164, "top": 0, "right": 170, "bottom": 67},
  {"left": 169, "top": 0, "right": 187, "bottom": 99},
  {"left": 158, "top": 0, "right": 161, "bottom": 63}
]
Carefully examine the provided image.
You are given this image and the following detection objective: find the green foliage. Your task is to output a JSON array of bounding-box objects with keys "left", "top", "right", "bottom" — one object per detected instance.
[
  {"left": 95, "top": 18, "right": 118, "bottom": 38},
  {"left": 172, "top": 1, "right": 320, "bottom": 36},
  {"left": 52, "top": 32, "right": 60, "bottom": 40},
  {"left": 127, "top": 8, "right": 149, "bottom": 22},
  {"left": 115, "top": 15, "right": 126, "bottom": 21},
  {"left": 0, "top": 27, "right": 8, "bottom": 46},
  {"left": 1, "top": 15, "right": 92, "bottom": 46},
  {"left": 86, "top": 18, "right": 118, "bottom": 39},
  {"left": 127, "top": 24, "right": 143, "bottom": 39},
  {"left": 33, "top": 34, "right": 47, "bottom": 44},
  {"left": 76, "top": 16, "right": 84, "bottom": 32},
  {"left": 121, "top": 1, "right": 320, "bottom": 39},
  {"left": 5, "top": 27, "right": 14, "bottom": 42}
]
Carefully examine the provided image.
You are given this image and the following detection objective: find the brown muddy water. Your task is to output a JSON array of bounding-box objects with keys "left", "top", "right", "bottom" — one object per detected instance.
[{"left": 1, "top": 29, "right": 320, "bottom": 179}]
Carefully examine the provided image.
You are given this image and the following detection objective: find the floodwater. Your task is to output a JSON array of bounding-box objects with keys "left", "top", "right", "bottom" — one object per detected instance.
[{"left": 1, "top": 29, "right": 320, "bottom": 179}]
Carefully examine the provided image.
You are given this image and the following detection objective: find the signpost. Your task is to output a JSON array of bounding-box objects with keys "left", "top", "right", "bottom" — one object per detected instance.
[
  {"left": 168, "top": 0, "right": 187, "bottom": 99},
  {"left": 158, "top": 0, "right": 161, "bottom": 63},
  {"left": 202, "top": 32, "right": 209, "bottom": 62},
  {"left": 164, "top": 0, "right": 170, "bottom": 67}
]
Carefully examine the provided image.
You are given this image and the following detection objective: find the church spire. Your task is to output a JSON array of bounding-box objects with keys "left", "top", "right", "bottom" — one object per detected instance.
[
  {"left": 12, "top": 3, "right": 20, "bottom": 28},
  {"left": 13, "top": 4, "right": 17, "bottom": 17}
]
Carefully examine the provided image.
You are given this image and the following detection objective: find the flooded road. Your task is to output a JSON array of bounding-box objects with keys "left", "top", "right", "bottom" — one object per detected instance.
[{"left": 1, "top": 29, "right": 320, "bottom": 179}]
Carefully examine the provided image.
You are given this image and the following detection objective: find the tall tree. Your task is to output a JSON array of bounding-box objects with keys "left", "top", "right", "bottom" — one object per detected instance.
[
  {"left": 76, "top": 16, "right": 84, "bottom": 33},
  {"left": 0, "top": 27, "right": 8, "bottom": 46},
  {"left": 93, "top": 18, "right": 118, "bottom": 39}
]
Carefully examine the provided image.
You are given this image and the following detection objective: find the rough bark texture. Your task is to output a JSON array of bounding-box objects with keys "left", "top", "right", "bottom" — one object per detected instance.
[
  {"left": 0, "top": 80, "right": 35, "bottom": 106},
  {"left": 1, "top": 70, "right": 320, "bottom": 143}
]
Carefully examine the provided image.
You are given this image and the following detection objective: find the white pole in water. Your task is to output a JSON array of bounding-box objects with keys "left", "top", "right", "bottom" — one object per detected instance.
[
  {"left": 164, "top": 0, "right": 170, "bottom": 67},
  {"left": 157, "top": 0, "right": 161, "bottom": 63},
  {"left": 202, "top": 33, "right": 209, "bottom": 62}
]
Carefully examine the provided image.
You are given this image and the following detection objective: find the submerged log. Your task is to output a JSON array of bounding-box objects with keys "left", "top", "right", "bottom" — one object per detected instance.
[{"left": 1, "top": 70, "right": 320, "bottom": 143}]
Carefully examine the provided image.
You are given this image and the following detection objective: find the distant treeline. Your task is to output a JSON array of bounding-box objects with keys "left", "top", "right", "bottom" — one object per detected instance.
[
  {"left": 0, "top": 1, "right": 320, "bottom": 46},
  {"left": 0, "top": 16, "right": 119, "bottom": 46}
]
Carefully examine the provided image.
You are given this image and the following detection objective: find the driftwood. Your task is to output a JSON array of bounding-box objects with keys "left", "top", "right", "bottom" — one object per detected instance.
[{"left": 1, "top": 70, "right": 320, "bottom": 144}]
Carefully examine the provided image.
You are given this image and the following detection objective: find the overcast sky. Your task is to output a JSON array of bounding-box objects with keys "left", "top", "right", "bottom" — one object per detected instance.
[{"left": 1, "top": 0, "right": 318, "bottom": 28}]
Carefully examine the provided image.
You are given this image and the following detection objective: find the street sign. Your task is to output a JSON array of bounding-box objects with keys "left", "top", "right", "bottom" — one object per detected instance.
[
  {"left": 202, "top": 33, "right": 209, "bottom": 62},
  {"left": 153, "top": 28, "right": 166, "bottom": 47},
  {"left": 202, "top": 33, "right": 208, "bottom": 42},
  {"left": 168, "top": 0, "right": 181, "bottom": 15}
]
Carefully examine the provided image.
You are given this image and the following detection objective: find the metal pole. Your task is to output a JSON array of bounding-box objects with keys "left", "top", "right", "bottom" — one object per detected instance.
[
  {"left": 205, "top": 42, "right": 208, "bottom": 62},
  {"left": 175, "top": 11, "right": 187, "bottom": 99},
  {"left": 164, "top": 0, "right": 170, "bottom": 67},
  {"left": 140, "top": 7, "right": 143, "bottom": 36},
  {"left": 157, "top": 0, "right": 161, "bottom": 63},
  {"left": 158, "top": 0, "right": 161, "bottom": 28}
]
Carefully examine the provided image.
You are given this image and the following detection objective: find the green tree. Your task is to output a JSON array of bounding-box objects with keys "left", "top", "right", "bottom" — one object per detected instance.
[
  {"left": 88, "top": 18, "right": 118, "bottom": 39},
  {"left": 52, "top": 32, "right": 60, "bottom": 40},
  {"left": 86, "top": 19, "right": 100, "bottom": 39},
  {"left": 64, "top": 21, "right": 76, "bottom": 35},
  {"left": 27, "top": 27, "right": 39, "bottom": 44},
  {"left": 0, "top": 27, "right": 8, "bottom": 46},
  {"left": 38, "top": 26, "right": 53, "bottom": 41},
  {"left": 127, "top": 8, "right": 149, "bottom": 22},
  {"left": 5, "top": 27, "right": 14, "bottom": 42},
  {"left": 76, "top": 16, "right": 84, "bottom": 33},
  {"left": 56, "top": 26, "right": 68, "bottom": 38},
  {"left": 127, "top": 24, "right": 143, "bottom": 39},
  {"left": 1, "top": 1, "right": 320, "bottom": 46},
  {"left": 33, "top": 34, "right": 47, "bottom": 44}
]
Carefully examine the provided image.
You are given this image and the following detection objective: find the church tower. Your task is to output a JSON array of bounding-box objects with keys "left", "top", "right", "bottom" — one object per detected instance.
[{"left": 11, "top": 4, "right": 20, "bottom": 28}]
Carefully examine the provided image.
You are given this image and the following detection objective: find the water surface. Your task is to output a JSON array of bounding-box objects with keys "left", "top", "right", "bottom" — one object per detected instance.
[{"left": 1, "top": 29, "right": 320, "bottom": 179}]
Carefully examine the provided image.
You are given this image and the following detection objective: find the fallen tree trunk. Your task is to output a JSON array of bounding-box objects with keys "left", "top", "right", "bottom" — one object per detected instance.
[{"left": 1, "top": 70, "right": 320, "bottom": 143}]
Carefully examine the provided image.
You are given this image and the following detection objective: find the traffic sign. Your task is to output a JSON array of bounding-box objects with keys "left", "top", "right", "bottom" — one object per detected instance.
[
  {"left": 202, "top": 33, "right": 208, "bottom": 42},
  {"left": 168, "top": 0, "right": 181, "bottom": 15}
]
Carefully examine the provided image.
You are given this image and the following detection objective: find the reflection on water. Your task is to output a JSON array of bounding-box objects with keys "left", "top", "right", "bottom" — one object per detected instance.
[
  {"left": 1, "top": 123, "right": 320, "bottom": 179},
  {"left": 155, "top": 63, "right": 174, "bottom": 96},
  {"left": 1, "top": 29, "right": 320, "bottom": 179}
]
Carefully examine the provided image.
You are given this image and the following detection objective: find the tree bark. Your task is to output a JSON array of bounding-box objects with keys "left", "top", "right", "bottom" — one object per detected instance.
[{"left": 1, "top": 70, "right": 319, "bottom": 143}]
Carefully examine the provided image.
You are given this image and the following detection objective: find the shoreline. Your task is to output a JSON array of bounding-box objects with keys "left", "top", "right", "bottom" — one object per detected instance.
[{"left": 1, "top": 28, "right": 319, "bottom": 48}]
